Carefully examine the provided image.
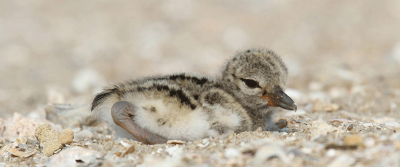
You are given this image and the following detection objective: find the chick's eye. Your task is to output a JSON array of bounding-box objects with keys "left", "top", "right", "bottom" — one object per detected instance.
[{"left": 240, "top": 78, "right": 260, "bottom": 88}]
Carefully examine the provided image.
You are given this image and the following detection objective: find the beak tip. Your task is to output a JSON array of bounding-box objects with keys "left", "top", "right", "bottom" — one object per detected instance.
[{"left": 261, "top": 88, "right": 297, "bottom": 112}]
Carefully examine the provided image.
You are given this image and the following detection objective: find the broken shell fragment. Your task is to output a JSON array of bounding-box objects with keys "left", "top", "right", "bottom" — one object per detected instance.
[
  {"left": 9, "top": 148, "right": 36, "bottom": 158},
  {"left": 167, "top": 140, "right": 185, "bottom": 145}
]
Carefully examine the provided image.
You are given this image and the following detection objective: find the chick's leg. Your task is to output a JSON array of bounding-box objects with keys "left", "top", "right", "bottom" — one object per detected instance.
[
  {"left": 111, "top": 101, "right": 168, "bottom": 144},
  {"left": 263, "top": 110, "right": 289, "bottom": 132}
]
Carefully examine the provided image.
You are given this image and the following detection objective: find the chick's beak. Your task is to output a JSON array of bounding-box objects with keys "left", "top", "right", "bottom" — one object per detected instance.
[{"left": 261, "top": 87, "right": 297, "bottom": 111}]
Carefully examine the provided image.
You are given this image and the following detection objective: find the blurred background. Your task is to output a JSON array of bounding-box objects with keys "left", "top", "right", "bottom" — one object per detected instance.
[{"left": 0, "top": 0, "right": 399, "bottom": 119}]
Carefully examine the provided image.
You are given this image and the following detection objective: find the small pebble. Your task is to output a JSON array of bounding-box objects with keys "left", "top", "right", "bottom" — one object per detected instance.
[
  {"left": 224, "top": 148, "right": 240, "bottom": 159},
  {"left": 343, "top": 135, "right": 364, "bottom": 147},
  {"left": 347, "top": 124, "right": 354, "bottom": 131},
  {"left": 362, "top": 123, "right": 374, "bottom": 127},
  {"left": 330, "top": 119, "right": 354, "bottom": 124},
  {"left": 60, "top": 128, "right": 74, "bottom": 145},
  {"left": 326, "top": 149, "right": 335, "bottom": 157},
  {"left": 74, "top": 129, "right": 93, "bottom": 141},
  {"left": 313, "top": 99, "right": 339, "bottom": 112},
  {"left": 167, "top": 140, "right": 185, "bottom": 145},
  {"left": 327, "top": 154, "right": 356, "bottom": 167},
  {"left": 364, "top": 137, "right": 375, "bottom": 147}
]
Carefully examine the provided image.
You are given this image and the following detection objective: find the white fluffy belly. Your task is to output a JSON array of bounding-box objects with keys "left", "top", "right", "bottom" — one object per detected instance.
[{"left": 131, "top": 98, "right": 217, "bottom": 141}]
